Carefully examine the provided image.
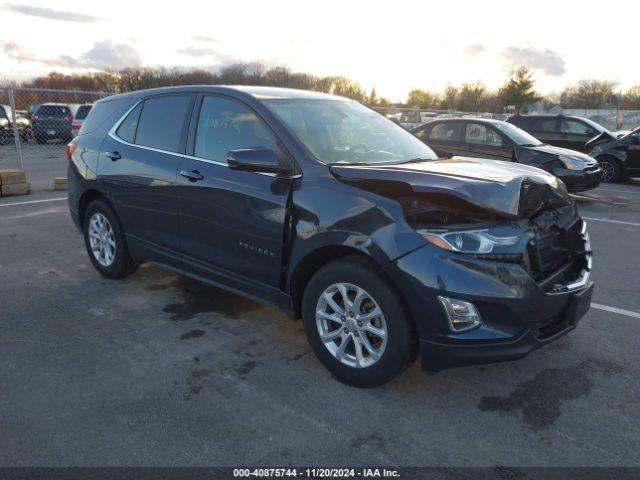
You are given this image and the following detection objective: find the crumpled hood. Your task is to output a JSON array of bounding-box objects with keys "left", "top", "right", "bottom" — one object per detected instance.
[
  {"left": 330, "top": 156, "right": 571, "bottom": 220},
  {"left": 524, "top": 144, "right": 598, "bottom": 165}
]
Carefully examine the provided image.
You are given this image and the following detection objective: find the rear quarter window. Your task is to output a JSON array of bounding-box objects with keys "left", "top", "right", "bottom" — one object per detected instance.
[{"left": 79, "top": 98, "right": 128, "bottom": 135}]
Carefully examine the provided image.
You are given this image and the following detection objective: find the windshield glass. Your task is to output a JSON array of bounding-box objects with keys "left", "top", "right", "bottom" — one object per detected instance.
[
  {"left": 493, "top": 121, "right": 543, "bottom": 146},
  {"left": 264, "top": 98, "right": 438, "bottom": 165},
  {"left": 580, "top": 117, "right": 607, "bottom": 133}
]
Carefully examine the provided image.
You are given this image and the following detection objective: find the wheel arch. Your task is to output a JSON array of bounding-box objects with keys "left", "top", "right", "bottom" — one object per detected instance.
[
  {"left": 78, "top": 189, "right": 113, "bottom": 229},
  {"left": 289, "top": 246, "right": 414, "bottom": 327}
]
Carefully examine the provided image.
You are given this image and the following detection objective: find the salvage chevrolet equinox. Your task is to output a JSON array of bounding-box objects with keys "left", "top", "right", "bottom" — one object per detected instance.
[{"left": 68, "top": 86, "right": 594, "bottom": 387}]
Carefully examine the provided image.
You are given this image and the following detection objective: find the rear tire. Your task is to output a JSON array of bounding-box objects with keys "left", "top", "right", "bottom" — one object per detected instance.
[
  {"left": 302, "top": 257, "right": 418, "bottom": 388},
  {"left": 83, "top": 199, "right": 139, "bottom": 279},
  {"left": 598, "top": 157, "right": 622, "bottom": 183}
]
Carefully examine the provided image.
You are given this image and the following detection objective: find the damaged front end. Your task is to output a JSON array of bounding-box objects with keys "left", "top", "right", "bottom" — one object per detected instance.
[{"left": 331, "top": 156, "right": 591, "bottom": 295}]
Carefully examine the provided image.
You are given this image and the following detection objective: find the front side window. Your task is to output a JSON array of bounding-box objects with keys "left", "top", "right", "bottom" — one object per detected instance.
[
  {"left": 561, "top": 120, "right": 591, "bottom": 135},
  {"left": 465, "top": 123, "right": 503, "bottom": 147},
  {"left": 537, "top": 119, "right": 557, "bottom": 132},
  {"left": 429, "top": 122, "right": 462, "bottom": 142},
  {"left": 264, "top": 99, "right": 437, "bottom": 165},
  {"left": 135, "top": 95, "right": 191, "bottom": 153},
  {"left": 194, "top": 96, "right": 278, "bottom": 163}
]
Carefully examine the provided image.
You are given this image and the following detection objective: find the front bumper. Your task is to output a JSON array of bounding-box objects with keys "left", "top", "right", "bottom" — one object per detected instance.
[
  {"left": 555, "top": 166, "right": 602, "bottom": 192},
  {"left": 384, "top": 226, "right": 593, "bottom": 373}
]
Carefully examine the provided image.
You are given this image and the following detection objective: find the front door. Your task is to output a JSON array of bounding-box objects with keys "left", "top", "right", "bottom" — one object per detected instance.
[
  {"left": 462, "top": 122, "right": 512, "bottom": 160},
  {"left": 176, "top": 95, "right": 293, "bottom": 304}
]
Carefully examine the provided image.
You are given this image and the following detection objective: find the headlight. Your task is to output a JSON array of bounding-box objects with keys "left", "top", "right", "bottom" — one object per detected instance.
[
  {"left": 418, "top": 227, "right": 520, "bottom": 254},
  {"left": 558, "top": 154, "right": 587, "bottom": 170}
]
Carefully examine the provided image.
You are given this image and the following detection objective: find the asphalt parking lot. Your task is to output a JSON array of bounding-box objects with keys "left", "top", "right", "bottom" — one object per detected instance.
[
  {"left": 0, "top": 142, "right": 68, "bottom": 191},
  {"left": 1, "top": 173, "right": 640, "bottom": 466}
]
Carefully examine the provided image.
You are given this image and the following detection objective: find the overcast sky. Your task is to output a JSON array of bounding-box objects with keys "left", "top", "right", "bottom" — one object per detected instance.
[{"left": 1, "top": 0, "right": 637, "bottom": 101}]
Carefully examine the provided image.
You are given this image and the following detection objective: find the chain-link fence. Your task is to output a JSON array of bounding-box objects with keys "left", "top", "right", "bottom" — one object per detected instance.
[
  {"left": 0, "top": 87, "right": 110, "bottom": 191},
  {"left": 371, "top": 106, "right": 510, "bottom": 130},
  {"left": 2, "top": 86, "right": 640, "bottom": 192}
]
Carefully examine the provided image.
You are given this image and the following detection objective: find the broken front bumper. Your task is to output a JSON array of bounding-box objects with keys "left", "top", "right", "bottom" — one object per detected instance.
[{"left": 384, "top": 224, "right": 593, "bottom": 373}]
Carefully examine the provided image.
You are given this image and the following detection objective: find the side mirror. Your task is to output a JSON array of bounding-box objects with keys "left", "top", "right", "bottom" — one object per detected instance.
[
  {"left": 227, "top": 148, "right": 289, "bottom": 174},
  {"left": 585, "top": 128, "right": 597, "bottom": 137}
]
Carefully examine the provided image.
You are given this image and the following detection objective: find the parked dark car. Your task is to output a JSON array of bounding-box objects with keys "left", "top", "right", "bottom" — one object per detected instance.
[
  {"left": 586, "top": 127, "right": 640, "bottom": 182},
  {"left": 0, "top": 104, "right": 32, "bottom": 143},
  {"left": 412, "top": 118, "right": 601, "bottom": 192},
  {"left": 67, "top": 86, "right": 593, "bottom": 387},
  {"left": 506, "top": 114, "right": 614, "bottom": 152},
  {"left": 71, "top": 104, "right": 93, "bottom": 138},
  {"left": 32, "top": 103, "right": 73, "bottom": 143}
]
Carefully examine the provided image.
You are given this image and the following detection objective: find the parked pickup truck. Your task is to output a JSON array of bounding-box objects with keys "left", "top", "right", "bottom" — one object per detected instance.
[{"left": 67, "top": 86, "right": 594, "bottom": 387}]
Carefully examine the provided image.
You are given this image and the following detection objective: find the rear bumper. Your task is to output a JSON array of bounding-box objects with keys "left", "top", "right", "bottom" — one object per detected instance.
[{"left": 385, "top": 240, "right": 593, "bottom": 373}]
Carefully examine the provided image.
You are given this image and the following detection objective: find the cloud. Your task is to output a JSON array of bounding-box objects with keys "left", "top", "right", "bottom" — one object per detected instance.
[
  {"left": 499, "top": 46, "right": 566, "bottom": 76},
  {"left": 191, "top": 35, "right": 220, "bottom": 44},
  {"left": 462, "top": 43, "right": 485, "bottom": 59},
  {"left": 80, "top": 40, "right": 141, "bottom": 70},
  {"left": 2, "top": 40, "right": 141, "bottom": 70},
  {"left": 3, "top": 3, "right": 101, "bottom": 23},
  {"left": 177, "top": 45, "right": 236, "bottom": 64}
]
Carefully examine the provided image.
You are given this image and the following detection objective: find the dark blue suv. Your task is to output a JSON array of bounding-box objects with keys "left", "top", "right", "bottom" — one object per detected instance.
[{"left": 67, "top": 86, "right": 593, "bottom": 387}]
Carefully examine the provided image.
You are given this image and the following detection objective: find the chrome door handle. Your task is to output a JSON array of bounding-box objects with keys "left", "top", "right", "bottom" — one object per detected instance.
[{"left": 180, "top": 170, "right": 204, "bottom": 182}]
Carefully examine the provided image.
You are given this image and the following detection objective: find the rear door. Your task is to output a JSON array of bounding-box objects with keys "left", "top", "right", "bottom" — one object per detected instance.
[
  {"left": 98, "top": 94, "right": 194, "bottom": 267},
  {"left": 461, "top": 122, "right": 512, "bottom": 160},
  {"left": 176, "top": 94, "right": 294, "bottom": 304},
  {"left": 528, "top": 117, "right": 559, "bottom": 146}
]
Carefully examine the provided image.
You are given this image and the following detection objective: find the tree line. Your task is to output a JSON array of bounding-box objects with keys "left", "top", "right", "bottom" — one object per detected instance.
[{"left": 3, "top": 63, "right": 640, "bottom": 111}]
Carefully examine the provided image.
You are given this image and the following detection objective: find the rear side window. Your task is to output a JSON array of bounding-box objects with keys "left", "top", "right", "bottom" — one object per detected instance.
[
  {"left": 81, "top": 98, "right": 127, "bottom": 135},
  {"left": 538, "top": 119, "right": 557, "bottom": 132},
  {"left": 429, "top": 122, "right": 462, "bottom": 142},
  {"left": 37, "top": 105, "right": 70, "bottom": 117},
  {"left": 75, "top": 105, "right": 92, "bottom": 120},
  {"left": 194, "top": 96, "right": 277, "bottom": 163},
  {"left": 116, "top": 104, "right": 142, "bottom": 143},
  {"left": 135, "top": 95, "right": 192, "bottom": 153}
]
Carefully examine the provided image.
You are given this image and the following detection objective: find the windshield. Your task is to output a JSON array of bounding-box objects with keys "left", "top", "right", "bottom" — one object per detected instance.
[
  {"left": 493, "top": 121, "right": 543, "bottom": 146},
  {"left": 264, "top": 98, "right": 438, "bottom": 165}
]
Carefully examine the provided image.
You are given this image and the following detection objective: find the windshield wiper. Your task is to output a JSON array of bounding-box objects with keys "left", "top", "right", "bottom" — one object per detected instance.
[{"left": 395, "top": 157, "right": 434, "bottom": 165}]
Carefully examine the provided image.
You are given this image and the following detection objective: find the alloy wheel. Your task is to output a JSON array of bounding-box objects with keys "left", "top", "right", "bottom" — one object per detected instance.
[
  {"left": 315, "top": 282, "right": 388, "bottom": 368},
  {"left": 600, "top": 160, "right": 616, "bottom": 182},
  {"left": 88, "top": 212, "right": 116, "bottom": 267}
]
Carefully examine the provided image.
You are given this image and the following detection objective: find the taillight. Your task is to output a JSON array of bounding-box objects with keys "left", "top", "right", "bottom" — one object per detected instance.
[
  {"left": 65, "top": 114, "right": 73, "bottom": 122},
  {"left": 72, "top": 123, "right": 81, "bottom": 129},
  {"left": 31, "top": 114, "right": 39, "bottom": 121},
  {"left": 66, "top": 142, "right": 77, "bottom": 160}
]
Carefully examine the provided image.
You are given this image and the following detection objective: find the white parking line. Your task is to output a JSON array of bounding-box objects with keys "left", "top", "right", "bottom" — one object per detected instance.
[
  {"left": 596, "top": 187, "right": 640, "bottom": 194},
  {"left": 592, "top": 303, "right": 640, "bottom": 319},
  {"left": 583, "top": 217, "right": 640, "bottom": 227},
  {"left": 0, "top": 197, "right": 67, "bottom": 208}
]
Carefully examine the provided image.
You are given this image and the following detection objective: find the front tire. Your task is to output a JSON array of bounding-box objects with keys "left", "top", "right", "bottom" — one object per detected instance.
[
  {"left": 83, "top": 199, "right": 138, "bottom": 279},
  {"left": 598, "top": 157, "right": 622, "bottom": 183},
  {"left": 302, "top": 257, "right": 418, "bottom": 387}
]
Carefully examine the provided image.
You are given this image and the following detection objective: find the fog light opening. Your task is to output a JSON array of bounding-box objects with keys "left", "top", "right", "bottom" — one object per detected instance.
[{"left": 437, "top": 296, "right": 482, "bottom": 332}]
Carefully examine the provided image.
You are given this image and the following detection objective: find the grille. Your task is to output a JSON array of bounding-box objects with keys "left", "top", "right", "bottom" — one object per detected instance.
[{"left": 528, "top": 223, "right": 581, "bottom": 282}]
